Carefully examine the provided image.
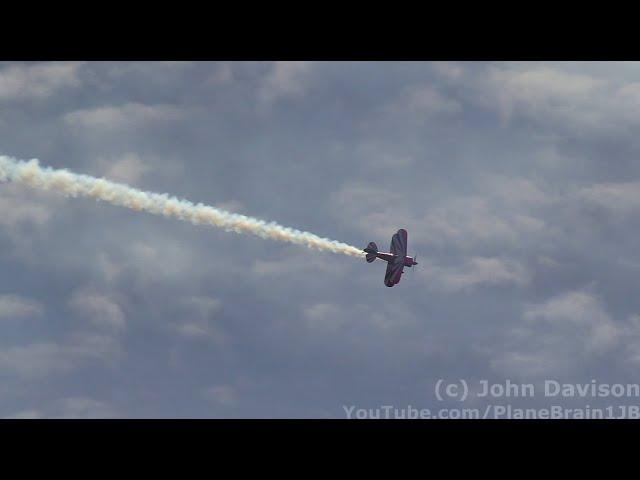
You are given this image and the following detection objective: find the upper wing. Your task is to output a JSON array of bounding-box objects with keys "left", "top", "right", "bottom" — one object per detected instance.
[
  {"left": 390, "top": 229, "right": 408, "bottom": 257},
  {"left": 384, "top": 260, "right": 404, "bottom": 287}
]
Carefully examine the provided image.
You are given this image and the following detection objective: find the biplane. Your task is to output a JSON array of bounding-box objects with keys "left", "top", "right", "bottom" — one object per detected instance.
[{"left": 363, "top": 229, "right": 417, "bottom": 287}]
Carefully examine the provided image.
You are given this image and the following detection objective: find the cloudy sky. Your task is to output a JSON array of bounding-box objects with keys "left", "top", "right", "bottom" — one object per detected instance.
[{"left": 1, "top": 61, "right": 640, "bottom": 418}]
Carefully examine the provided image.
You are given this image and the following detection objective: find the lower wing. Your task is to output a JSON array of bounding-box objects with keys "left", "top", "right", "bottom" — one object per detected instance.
[{"left": 384, "top": 261, "right": 404, "bottom": 287}]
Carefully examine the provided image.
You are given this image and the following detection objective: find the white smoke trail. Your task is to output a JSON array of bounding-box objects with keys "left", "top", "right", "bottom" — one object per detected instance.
[{"left": 0, "top": 155, "right": 364, "bottom": 257}]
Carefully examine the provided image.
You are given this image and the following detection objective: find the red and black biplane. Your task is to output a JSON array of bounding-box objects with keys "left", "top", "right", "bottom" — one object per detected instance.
[{"left": 363, "top": 229, "right": 417, "bottom": 287}]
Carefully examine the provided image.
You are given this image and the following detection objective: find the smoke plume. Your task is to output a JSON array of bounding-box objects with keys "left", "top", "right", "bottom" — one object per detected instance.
[{"left": 0, "top": 155, "right": 364, "bottom": 257}]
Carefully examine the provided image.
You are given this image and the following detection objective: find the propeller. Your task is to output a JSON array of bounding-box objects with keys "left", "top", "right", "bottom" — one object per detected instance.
[{"left": 412, "top": 254, "right": 418, "bottom": 273}]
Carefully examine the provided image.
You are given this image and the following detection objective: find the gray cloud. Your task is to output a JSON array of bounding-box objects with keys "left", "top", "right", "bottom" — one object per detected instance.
[
  {"left": 422, "top": 256, "right": 529, "bottom": 293},
  {"left": 0, "top": 62, "right": 83, "bottom": 101},
  {"left": 490, "top": 290, "right": 640, "bottom": 380},
  {"left": 69, "top": 288, "right": 126, "bottom": 331},
  {"left": 0, "top": 294, "right": 43, "bottom": 319},
  {"left": 0, "top": 333, "right": 119, "bottom": 379},
  {"left": 63, "top": 102, "right": 185, "bottom": 131},
  {"left": 259, "top": 61, "right": 315, "bottom": 104}
]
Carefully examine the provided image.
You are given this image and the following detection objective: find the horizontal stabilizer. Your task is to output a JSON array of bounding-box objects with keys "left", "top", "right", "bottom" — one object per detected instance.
[{"left": 364, "top": 242, "right": 378, "bottom": 263}]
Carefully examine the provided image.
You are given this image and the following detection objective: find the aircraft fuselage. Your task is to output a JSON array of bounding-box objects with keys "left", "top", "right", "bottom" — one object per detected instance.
[{"left": 374, "top": 252, "right": 418, "bottom": 267}]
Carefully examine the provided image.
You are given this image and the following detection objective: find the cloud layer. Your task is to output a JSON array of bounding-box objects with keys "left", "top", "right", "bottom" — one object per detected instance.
[{"left": 1, "top": 61, "right": 640, "bottom": 417}]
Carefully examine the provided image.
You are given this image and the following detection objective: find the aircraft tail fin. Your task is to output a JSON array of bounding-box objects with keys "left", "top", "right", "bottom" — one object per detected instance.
[{"left": 363, "top": 242, "right": 378, "bottom": 263}]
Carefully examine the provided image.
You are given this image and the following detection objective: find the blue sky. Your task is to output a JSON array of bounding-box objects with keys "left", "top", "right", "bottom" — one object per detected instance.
[{"left": 1, "top": 61, "right": 640, "bottom": 418}]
